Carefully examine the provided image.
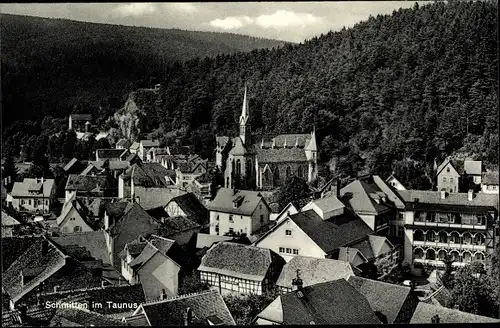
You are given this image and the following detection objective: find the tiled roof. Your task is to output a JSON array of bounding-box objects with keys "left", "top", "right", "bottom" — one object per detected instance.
[
  {"left": 2, "top": 211, "right": 21, "bottom": 226},
  {"left": 340, "top": 179, "right": 392, "bottom": 215},
  {"left": 422, "top": 286, "right": 453, "bottom": 308},
  {"left": 124, "top": 163, "right": 175, "bottom": 187},
  {"left": 206, "top": 188, "right": 267, "bottom": 216},
  {"left": 254, "top": 133, "right": 311, "bottom": 149},
  {"left": 168, "top": 193, "right": 208, "bottom": 224},
  {"left": 130, "top": 142, "right": 140, "bottom": 150},
  {"left": 65, "top": 174, "right": 117, "bottom": 192},
  {"left": 160, "top": 216, "right": 201, "bottom": 234},
  {"left": 140, "top": 140, "right": 160, "bottom": 148},
  {"left": 11, "top": 178, "right": 55, "bottom": 198},
  {"left": 199, "top": 242, "right": 282, "bottom": 281},
  {"left": 464, "top": 160, "right": 482, "bottom": 175},
  {"left": 3, "top": 304, "right": 56, "bottom": 327},
  {"left": 307, "top": 194, "right": 345, "bottom": 217},
  {"left": 87, "top": 160, "right": 131, "bottom": 171},
  {"left": 51, "top": 230, "right": 109, "bottom": 265},
  {"left": 105, "top": 201, "right": 158, "bottom": 234},
  {"left": 128, "top": 242, "right": 158, "bottom": 268},
  {"left": 482, "top": 171, "right": 499, "bottom": 185},
  {"left": 347, "top": 276, "right": 411, "bottom": 324},
  {"left": 3, "top": 239, "right": 67, "bottom": 302},
  {"left": 437, "top": 158, "right": 464, "bottom": 175},
  {"left": 177, "top": 160, "right": 207, "bottom": 174},
  {"left": 410, "top": 302, "right": 499, "bottom": 323},
  {"left": 228, "top": 137, "right": 247, "bottom": 155},
  {"left": 96, "top": 149, "right": 127, "bottom": 160},
  {"left": 372, "top": 175, "right": 406, "bottom": 209},
  {"left": 288, "top": 210, "right": 372, "bottom": 254},
  {"left": 2, "top": 237, "right": 42, "bottom": 272},
  {"left": 347, "top": 239, "right": 374, "bottom": 260},
  {"left": 116, "top": 139, "right": 131, "bottom": 148},
  {"left": 255, "top": 147, "right": 307, "bottom": 163},
  {"left": 397, "top": 190, "right": 499, "bottom": 210},
  {"left": 137, "top": 290, "right": 235, "bottom": 326},
  {"left": 51, "top": 308, "right": 127, "bottom": 326},
  {"left": 368, "top": 235, "right": 393, "bottom": 257},
  {"left": 276, "top": 256, "right": 355, "bottom": 289},
  {"left": 123, "top": 313, "right": 149, "bottom": 326},
  {"left": 337, "top": 247, "right": 368, "bottom": 264},
  {"left": 70, "top": 114, "right": 92, "bottom": 121},
  {"left": 279, "top": 279, "right": 381, "bottom": 325},
  {"left": 195, "top": 233, "right": 233, "bottom": 249}
]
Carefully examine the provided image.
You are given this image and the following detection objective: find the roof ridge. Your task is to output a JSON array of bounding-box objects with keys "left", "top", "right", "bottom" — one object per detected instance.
[
  {"left": 142, "top": 289, "right": 216, "bottom": 306},
  {"left": 39, "top": 283, "right": 138, "bottom": 296}
]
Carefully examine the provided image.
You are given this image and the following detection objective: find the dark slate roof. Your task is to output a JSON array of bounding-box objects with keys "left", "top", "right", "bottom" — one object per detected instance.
[
  {"left": 347, "top": 276, "right": 412, "bottom": 324},
  {"left": 123, "top": 163, "right": 175, "bottom": 187},
  {"left": 340, "top": 178, "right": 393, "bottom": 215},
  {"left": 288, "top": 210, "right": 372, "bottom": 254},
  {"left": 3, "top": 304, "right": 56, "bottom": 327},
  {"left": 1, "top": 237, "right": 42, "bottom": 272},
  {"left": 279, "top": 279, "right": 381, "bottom": 325},
  {"left": 255, "top": 148, "right": 307, "bottom": 163},
  {"left": 87, "top": 160, "right": 131, "bottom": 171},
  {"left": 254, "top": 133, "right": 311, "bottom": 149},
  {"left": 410, "top": 302, "right": 499, "bottom": 323},
  {"left": 128, "top": 235, "right": 188, "bottom": 269},
  {"left": 397, "top": 190, "right": 499, "bottom": 211},
  {"left": 198, "top": 242, "right": 284, "bottom": 281},
  {"left": 96, "top": 149, "right": 127, "bottom": 160},
  {"left": 70, "top": 114, "right": 92, "bottom": 121},
  {"left": 140, "top": 140, "right": 160, "bottom": 148},
  {"left": 168, "top": 193, "right": 208, "bottom": 224},
  {"left": 51, "top": 308, "right": 127, "bottom": 326},
  {"left": 206, "top": 188, "right": 267, "bottom": 216},
  {"left": 160, "top": 216, "right": 201, "bottom": 234},
  {"left": 65, "top": 174, "right": 117, "bottom": 192},
  {"left": 11, "top": 178, "right": 55, "bottom": 197},
  {"left": 51, "top": 230, "right": 109, "bottom": 265},
  {"left": 138, "top": 290, "right": 235, "bottom": 326},
  {"left": 146, "top": 206, "right": 169, "bottom": 220},
  {"left": 105, "top": 201, "right": 158, "bottom": 234},
  {"left": 482, "top": 171, "right": 499, "bottom": 185}
]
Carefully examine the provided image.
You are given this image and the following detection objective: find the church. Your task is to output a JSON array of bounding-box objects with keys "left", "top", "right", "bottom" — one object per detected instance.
[{"left": 215, "top": 86, "right": 318, "bottom": 190}]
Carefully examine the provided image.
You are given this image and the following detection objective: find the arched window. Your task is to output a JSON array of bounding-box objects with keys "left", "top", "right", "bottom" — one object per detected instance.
[
  {"left": 236, "top": 159, "right": 241, "bottom": 176},
  {"left": 286, "top": 166, "right": 292, "bottom": 178},
  {"left": 438, "top": 231, "right": 448, "bottom": 243},
  {"left": 231, "top": 159, "right": 235, "bottom": 174},
  {"left": 246, "top": 159, "right": 252, "bottom": 177},
  {"left": 438, "top": 250, "right": 447, "bottom": 260},
  {"left": 475, "top": 252, "right": 485, "bottom": 261},
  {"left": 475, "top": 233, "right": 485, "bottom": 245},
  {"left": 463, "top": 252, "right": 472, "bottom": 263},
  {"left": 264, "top": 168, "right": 271, "bottom": 183},
  {"left": 426, "top": 249, "right": 436, "bottom": 260},
  {"left": 298, "top": 166, "right": 304, "bottom": 178},
  {"left": 450, "top": 250, "right": 460, "bottom": 261},
  {"left": 413, "top": 248, "right": 424, "bottom": 260},
  {"left": 414, "top": 230, "right": 424, "bottom": 242},
  {"left": 273, "top": 167, "right": 280, "bottom": 184},
  {"left": 463, "top": 233, "right": 472, "bottom": 245},
  {"left": 450, "top": 231, "right": 460, "bottom": 244},
  {"left": 426, "top": 230, "right": 436, "bottom": 242}
]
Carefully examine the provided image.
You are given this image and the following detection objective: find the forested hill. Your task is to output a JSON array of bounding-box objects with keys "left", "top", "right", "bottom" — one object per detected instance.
[
  {"left": 133, "top": 1, "right": 497, "bottom": 187},
  {"left": 0, "top": 13, "right": 287, "bottom": 126}
]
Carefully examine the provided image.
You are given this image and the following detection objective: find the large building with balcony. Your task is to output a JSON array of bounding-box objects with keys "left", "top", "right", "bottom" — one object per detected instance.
[{"left": 397, "top": 189, "right": 499, "bottom": 268}]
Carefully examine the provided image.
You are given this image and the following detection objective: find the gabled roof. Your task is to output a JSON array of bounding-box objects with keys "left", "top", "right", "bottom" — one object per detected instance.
[
  {"left": 276, "top": 256, "right": 356, "bottom": 289},
  {"left": 167, "top": 193, "right": 208, "bottom": 224},
  {"left": 198, "top": 242, "right": 284, "bottom": 281},
  {"left": 228, "top": 137, "right": 247, "bottom": 156},
  {"left": 2, "top": 211, "right": 21, "bottom": 226},
  {"left": 105, "top": 201, "right": 157, "bottom": 233},
  {"left": 372, "top": 175, "right": 406, "bottom": 209},
  {"left": 340, "top": 178, "right": 393, "bottom": 215},
  {"left": 116, "top": 138, "right": 131, "bottom": 148},
  {"left": 96, "top": 149, "right": 127, "bottom": 160},
  {"left": 57, "top": 199, "right": 97, "bottom": 230},
  {"left": 348, "top": 235, "right": 394, "bottom": 261},
  {"left": 140, "top": 140, "right": 160, "bottom": 148},
  {"left": 278, "top": 279, "right": 381, "bottom": 325},
  {"left": 463, "top": 160, "right": 482, "bottom": 175},
  {"left": 410, "top": 302, "right": 499, "bottom": 323},
  {"left": 337, "top": 247, "right": 368, "bottom": 264},
  {"left": 65, "top": 174, "right": 117, "bottom": 192},
  {"left": 87, "top": 160, "right": 131, "bottom": 171},
  {"left": 51, "top": 231, "right": 109, "bottom": 265},
  {"left": 70, "top": 114, "right": 92, "bottom": 121},
  {"left": 135, "top": 290, "right": 235, "bottom": 326},
  {"left": 255, "top": 147, "right": 307, "bottom": 163},
  {"left": 347, "top": 276, "right": 413, "bottom": 324},
  {"left": 159, "top": 216, "right": 201, "bottom": 235},
  {"left": 436, "top": 158, "right": 464, "bottom": 176},
  {"left": 206, "top": 188, "right": 268, "bottom": 216},
  {"left": 2, "top": 237, "right": 42, "bottom": 273},
  {"left": 482, "top": 171, "right": 499, "bottom": 185},
  {"left": 123, "top": 163, "right": 175, "bottom": 187},
  {"left": 11, "top": 178, "right": 55, "bottom": 198},
  {"left": 195, "top": 233, "right": 233, "bottom": 249},
  {"left": 306, "top": 194, "right": 345, "bottom": 218},
  {"left": 128, "top": 235, "right": 188, "bottom": 270},
  {"left": 397, "top": 190, "right": 499, "bottom": 211},
  {"left": 130, "top": 142, "right": 140, "bottom": 150}
]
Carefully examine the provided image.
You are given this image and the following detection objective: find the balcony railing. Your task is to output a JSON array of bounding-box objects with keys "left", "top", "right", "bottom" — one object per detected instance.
[
  {"left": 411, "top": 220, "right": 487, "bottom": 230},
  {"left": 413, "top": 240, "right": 486, "bottom": 251},
  {"left": 413, "top": 258, "right": 468, "bottom": 267}
]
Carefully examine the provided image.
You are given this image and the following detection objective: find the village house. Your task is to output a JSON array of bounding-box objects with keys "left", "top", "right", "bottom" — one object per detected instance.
[
  {"left": 276, "top": 256, "right": 358, "bottom": 293},
  {"left": 146, "top": 147, "right": 170, "bottom": 163},
  {"left": 2, "top": 238, "right": 104, "bottom": 307},
  {"left": 123, "top": 290, "right": 236, "bottom": 326},
  {"left": 347, "top": 276, "right": 419, "bottom": 324},
  {"left": 56, "top": 198, "right": 97, "bottom": 234},
  {"left": 216, "top": 86, "right": 318, "bottom": 190},
  {"left": 386, "top": 174, "right": 407, "bottom": 191},
  {"left": 81, "top": 160, "right": 132, "bottom": 179},
  {"left": 154, "top": 215, "right": 202, "bottom": 252},
  {"left": 103, "top": 200, "right": 160, "bottom": 268},
  {"left": 119, "top": 235, "right": 189, "bottom": 300},
  {"left": 95, "top": 149, "right": 130, "bottom": 162},
  {"left": 271, "top": 201, "right": 300, "bottom": 222},
  {"left": 253, "top": 279, "right": 381, "bottom": 325},
  {"left": 1, "top": 211, "right": 21, "bottom": 237},
  {"left": 206, "top": 188, "right": 271, "bottom": 236},
  {"left": 175, "top": 159, "right": 209, "bottom": 189},
  {"left": 51, "top": 230, "right": 110, "bottom": 266},
  {"left": 198, "top": 242, "right": 286, "bottom": 296},
  {"left": 397, "top": 189, "right": 499, "bottom": 267},
  {"left": 68, "top": 114, "right": 92, "bottom": 132},
  {"left": 191, "top": 171, "right": 213, "bottom": 204},
  {"left": 253, "top": 209, "right": 373, "bottom": 262},
  {"left": 118, "top": 162, "right": 183, "bottom": 210},
  {"left": 165, "top": 192, "right": 208, "bottom": 226},
  {"left": 115, "top": 138, "right": 131, "bottom": 150},
  {"left": 436, "top": 158, "right": 483, "bottom": 193},
  {"left": 137, "top": 140, "right": 160, "bottom": 161},
  {"left": 481, "top": 171, "right": 499, "bottom": 194},
  {"left": 337, "top": 234, "right": 397, "bottom": 268},
  {"left": 410, "top": 302, "right": 500, "bottom": 324},
  {"left": 65, "top": 174, "right": 117, "bottom": 203},
  {"left": 11, "top": 178, "right": 56, "bottom": 214}
]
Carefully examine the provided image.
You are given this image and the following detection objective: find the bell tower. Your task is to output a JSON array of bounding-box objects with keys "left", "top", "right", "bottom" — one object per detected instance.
[{"left": 239, "top": 84, "right": 251, "bottom": 145}]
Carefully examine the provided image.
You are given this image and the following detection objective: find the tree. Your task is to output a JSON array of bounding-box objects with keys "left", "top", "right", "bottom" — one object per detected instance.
[
  {"left": 275, "top": 176, "right": 310, "bottom": 211},
  {"left": 3, "top": 156, "right": 18, "bottom": 191},
  {"left": 440, "top": 254, "right": 454, "bottom": 288},
  {"left": 450, "top": 262, "right": 498, "bottom": 318},
  {"left": 223, "top": 289, "right": 279, "bottom": 325},
  {"left": 487, "top": 242, "right": 500, "bottom": 314},
  {"left": 178, "top": 271, "right": 210, "bottom": 295}
]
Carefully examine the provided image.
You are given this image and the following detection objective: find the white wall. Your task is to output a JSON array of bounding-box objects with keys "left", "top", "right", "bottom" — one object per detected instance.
[
  {"left": 481, "top": 184, "right": 499, "bottom": 194},
  {"left": 165, "top": 202, "right": 187, "bottom": 217},
  {"left": 251, "top": 199, "right": 271, "bottom": 233},
  {"left": 59, "top": 207, "right": 93, "bottom": 233},
  {"left": 255, "top": 219, "right": 326, "bottom": 262},
  {"left": 359, "top": 214, "right": 376, "bottom": 231},
  {"left": 209, "top": 211, "right": 252, "bottom": 236}
]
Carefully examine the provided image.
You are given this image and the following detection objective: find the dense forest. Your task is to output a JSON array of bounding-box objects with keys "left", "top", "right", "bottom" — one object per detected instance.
[
  {"left": 2, "top": 1, "right": 498, "bottom": 189},
  {"left": 0, "top": 13, "right": 287, "bottom": 126}
]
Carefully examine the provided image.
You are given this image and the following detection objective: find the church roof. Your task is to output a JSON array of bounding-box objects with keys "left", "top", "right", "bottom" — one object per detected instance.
[
  {"left": 256, "top": 148, "right": 307, "bottom": 163},
  {"left": 228, "top": 137, "right": 247, "bottom": 156}
]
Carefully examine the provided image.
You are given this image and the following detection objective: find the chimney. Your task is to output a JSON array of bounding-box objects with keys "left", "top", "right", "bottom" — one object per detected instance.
[
  {"left": 283, "top": 137, "right": 287, "bottom": 148},
  {"left": 41, "top": 239, "right": 49, "bottom": 256},
  {"left": 292, "top": 269, "right": 303, "bottom": 292},
  {"left": 160, "top": 289, "right": 167, "bottom": 300},
  {"left": 184, "top": 307, "right": 193, "bottom": 326},
  {"left": 440, "top": 190, "right": 446, "bottom": 200},
  {"left": 135, "top": 196, "right": 140, "bottom": 204},
  {"left": 468, "top": 189, "right": 474, "bottom": 201}
]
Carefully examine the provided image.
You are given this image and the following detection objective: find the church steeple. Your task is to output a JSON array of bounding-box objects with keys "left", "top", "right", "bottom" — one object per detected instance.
[{"left": 239, "top": 83, "right": 251, "bottom": 145}]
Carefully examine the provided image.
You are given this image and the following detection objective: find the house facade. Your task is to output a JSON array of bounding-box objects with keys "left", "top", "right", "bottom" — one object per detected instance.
[
  {"left": 398, "top": 189, "right": 498, "bottom": 268},
  {"left": 68, "top": 114, "right": 92, "bottom": 132},
  {"left": 57, "top": 200, "right": 94, "bottom": 234},
  {"left": 11, "top": 178, "right": 56, "bottom": 214},
  {"left": 138, "top": 140, "right": 160, "bottom": 161},
  {"left": 436, "top": 158, "right": 483, "bottom": 193},
  {"left": 215, "top": 86, "right": 318, "bottom": 191},
  {"left": 481, "top": 171, "right": 499, "bottom": 194},
  {"left": 206, "top": 188, "right": 271, "bottom": 236},
  {"left": 386, "top": 174, "right": 407, "bottom": 191}
]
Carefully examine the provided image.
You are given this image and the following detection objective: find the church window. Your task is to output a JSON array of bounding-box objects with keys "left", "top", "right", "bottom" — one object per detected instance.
[
  {"left": 231, "top": 160, "right": 235, "bottom": 174},
  {"left": 226, "top": 177, "right": 229, "bottom": 188},
  {"left": 236, "top": 159, "right": 241, "bottom": 176},
  {"left": 286, "top": 166, "right": 292, "bottom": 178},
  {"left": 264, "top": 168, "right": 271, "bottom": 182},
  {"left": 298, "top": 166, "right": 304, "bottom": 178},
  {"left": 273, "top": 167, "right": 280, "bottom": 184}
]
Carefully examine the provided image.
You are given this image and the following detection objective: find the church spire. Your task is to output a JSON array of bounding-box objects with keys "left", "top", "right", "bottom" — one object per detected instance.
[
  {"left": 306, "top": 126, "right": 317, "bottom": 151},
  {"left": 239, "top": 83, "right": 249, "bottom": 126}
]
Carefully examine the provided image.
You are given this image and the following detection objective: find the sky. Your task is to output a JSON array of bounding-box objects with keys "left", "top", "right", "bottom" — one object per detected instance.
[{"left": 1, "top": 2, "right": 426, "bottom": 43}]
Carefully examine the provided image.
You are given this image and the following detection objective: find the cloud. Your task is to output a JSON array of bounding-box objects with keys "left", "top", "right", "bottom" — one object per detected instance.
[
  {"left": 113, "top": 3, "right": 157, "bottom": 18},
  {"left": 167, "top": 3, "right": 198, "bottom": 13},
  {"left": 209, "top": 16, "right": 254, "bottom": 30},
  {"left": 255, "top": 10, "right": 323, "bottom": 28}
]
